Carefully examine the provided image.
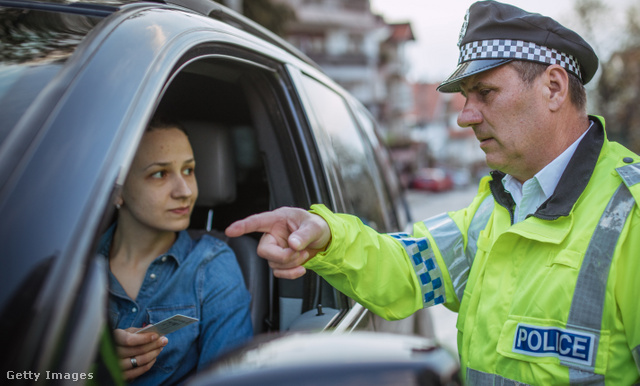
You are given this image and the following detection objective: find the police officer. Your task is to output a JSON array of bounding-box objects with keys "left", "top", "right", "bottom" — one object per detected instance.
[{"left": 226, "top": 1, "right": 640, "bottom": 383}]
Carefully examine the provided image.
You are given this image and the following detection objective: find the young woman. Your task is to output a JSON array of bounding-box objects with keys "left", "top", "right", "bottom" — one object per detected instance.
[{"left": 98, "top": 120, "right": 252, "bottom": 384}]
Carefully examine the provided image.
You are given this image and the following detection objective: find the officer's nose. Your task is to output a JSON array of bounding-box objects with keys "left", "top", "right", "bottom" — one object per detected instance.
[{"left": 457, "top": 98, "right": 483, "bottom": 128}]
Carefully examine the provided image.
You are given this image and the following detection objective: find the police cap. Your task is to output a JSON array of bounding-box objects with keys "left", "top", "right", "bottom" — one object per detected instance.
[{"left": 437, "top": 1, "right": 599, "bottom": 93}]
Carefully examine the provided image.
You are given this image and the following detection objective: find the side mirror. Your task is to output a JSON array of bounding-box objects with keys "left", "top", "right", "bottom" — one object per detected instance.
[{"left": 188, "top": 332, "right": 461, "bottom": 386}]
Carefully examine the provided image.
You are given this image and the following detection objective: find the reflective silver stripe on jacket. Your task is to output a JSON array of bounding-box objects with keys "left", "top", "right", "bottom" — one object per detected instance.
[
  {"left": 422, "top": 195, "right": 494, "bottom": 302},
  {"left": 464, "top": 195, "right": 494, "bottom": 288},
  {"left": 467, "top": 360, "right": 601, "bottom": 385},
  {"left": 607, "top": 164, "right": 640, "bottom": 377},
  {"left": 467, "top": 368, "right": 528, "bottom": 385},
  {"left": 389, "top": 233, "right": 446, "bottom": 307},
  {"left": 564, "top": 176, "right": 636, "bottom": 383},
  {"left": 616, "top": 162, "right": 640, "bottom": 187},
  {"left": 422, "top": 213, "right": 466, "bottom": 303},
  {"left": 633, "top": 344, "right": 640, "bottom": 372}
]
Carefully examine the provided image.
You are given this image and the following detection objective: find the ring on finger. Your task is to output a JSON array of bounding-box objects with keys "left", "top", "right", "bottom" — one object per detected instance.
[{"left": 130, "top": 357, "right": 138, "bottom": 369}]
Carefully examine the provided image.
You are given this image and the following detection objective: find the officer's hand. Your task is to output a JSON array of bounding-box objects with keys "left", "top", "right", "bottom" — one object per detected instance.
[{"left": 225, "top": 207, "right": 331, "bottom": 279}]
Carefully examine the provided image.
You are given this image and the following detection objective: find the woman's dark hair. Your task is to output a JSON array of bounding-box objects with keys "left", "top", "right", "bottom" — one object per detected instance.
[{"left": 146, "top": 115, "right": 188, "bottom": 135}]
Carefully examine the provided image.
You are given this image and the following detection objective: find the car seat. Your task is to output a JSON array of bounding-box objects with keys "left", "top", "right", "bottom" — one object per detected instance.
[{"left": 183, "top": 121, "right": 270, "bottom": 334}]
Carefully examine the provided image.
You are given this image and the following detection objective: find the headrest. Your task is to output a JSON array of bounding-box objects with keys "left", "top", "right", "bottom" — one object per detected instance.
[{"left": 183, "top": 121, "right": 236, "bottom": 206}]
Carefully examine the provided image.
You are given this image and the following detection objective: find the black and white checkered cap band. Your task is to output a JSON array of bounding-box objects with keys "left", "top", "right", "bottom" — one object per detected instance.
[{"left": 459, "top": 39, "right": 582, "bottom": 80}]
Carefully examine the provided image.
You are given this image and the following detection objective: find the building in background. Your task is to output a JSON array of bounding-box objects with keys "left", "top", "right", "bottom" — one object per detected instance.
[
  {"left": 409, "top": 83, "right": 486, "bottom": 185},
  {"left": 273, "top": 0, "right": 415, "bottom": 142},
  {"left": 221, "top": 0, "right": 485, "bottom": 188},
  {"left": 378, "top": 22, "right": 415, "bottom": 140}
]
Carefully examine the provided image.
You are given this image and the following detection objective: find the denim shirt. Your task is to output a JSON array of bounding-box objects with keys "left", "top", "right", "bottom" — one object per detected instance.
[{"left": 99, "top": 226, "right": 253, "bottom": 385}]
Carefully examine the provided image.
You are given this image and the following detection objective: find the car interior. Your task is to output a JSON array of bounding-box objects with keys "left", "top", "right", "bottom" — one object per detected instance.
[{"left": 145, "top": 54, "right": 345, "bottom": 335}]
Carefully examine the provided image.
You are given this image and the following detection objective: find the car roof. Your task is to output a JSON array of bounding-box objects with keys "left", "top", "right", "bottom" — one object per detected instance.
[{"left": 0, "top": 0, "right": 320, "bottom": 70}]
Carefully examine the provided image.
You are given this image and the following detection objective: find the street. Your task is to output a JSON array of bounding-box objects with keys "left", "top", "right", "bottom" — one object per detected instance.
[{"left": 404, "top": 185, "right": 479, "bottom": 357}]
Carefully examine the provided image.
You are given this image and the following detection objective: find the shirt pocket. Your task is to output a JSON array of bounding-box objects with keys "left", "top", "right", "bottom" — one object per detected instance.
[
  {"left": 146, "top": 305, "right": 199, "bottom": 374},
  {"left": 497, "top": 317, "right": 609, "bottom": 376}
]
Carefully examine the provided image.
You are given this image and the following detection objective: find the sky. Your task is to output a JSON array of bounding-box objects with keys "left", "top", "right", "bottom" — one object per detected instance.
[{"left": 369, "top": 0, "right": 636, "bottom": 83}]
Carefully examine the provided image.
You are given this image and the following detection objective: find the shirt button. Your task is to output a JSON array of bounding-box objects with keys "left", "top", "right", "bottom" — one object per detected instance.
[
  {"left": 132, "top": 307, "right": 137, "bottom": 313},
  {"left": 623, "top": 157, "right": 634, "bottom": 163},
  {"left": 150, "top": 273, "right": 157, "bottom": 280},
  {"left": 161, "top": 256, "right": 167, "bottom": 262}
]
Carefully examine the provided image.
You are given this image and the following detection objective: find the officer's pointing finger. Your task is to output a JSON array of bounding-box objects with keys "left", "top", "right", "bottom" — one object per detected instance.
[{"left": 225, "top": 212, "right": 275, "bottom": 238}]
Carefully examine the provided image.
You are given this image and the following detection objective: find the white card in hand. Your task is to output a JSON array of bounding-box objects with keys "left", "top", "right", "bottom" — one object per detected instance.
[{"left": 134, "top": 314, "right": 198, "bottom": 336}]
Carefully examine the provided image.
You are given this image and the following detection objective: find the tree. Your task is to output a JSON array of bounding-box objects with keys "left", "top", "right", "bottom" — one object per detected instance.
[
  {"left": 593, "top": 5, "right": 640, "bottom": 152},
  {"left": 0, "top": 9, "right": 97, "bottom": 64},
  {"left": 572, "top": 0, "right": 640, "bottom": 152}
]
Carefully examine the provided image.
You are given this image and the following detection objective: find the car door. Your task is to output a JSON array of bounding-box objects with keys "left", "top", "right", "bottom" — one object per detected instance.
[
  {"left": 0, "top": 3, "right": 418, "bottom": 382},
  {"left": 0, "top": 0, "right": 334, "bottom": 379}
]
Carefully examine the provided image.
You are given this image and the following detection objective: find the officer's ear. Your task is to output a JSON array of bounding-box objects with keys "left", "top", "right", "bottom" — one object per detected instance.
[{"left": 545, "top": 64, "right": 569, "bottom": 112}]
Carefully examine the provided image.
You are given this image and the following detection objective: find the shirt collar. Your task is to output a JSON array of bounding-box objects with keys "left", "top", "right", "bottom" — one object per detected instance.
[
  {"left": 490, "top": 117, "right": 604, "bottom": 221},
  {"left": 166, "top": 230, "right": 191, "bottom": 265},
  {"left": 98, "top": 224, "right": 191, "bottom": 266},
  {"left": 535, "top": 121, "right": 592, "bottom": 199},
  {"left": 502, "top": 121, "right": 593, "bottom": 201}
]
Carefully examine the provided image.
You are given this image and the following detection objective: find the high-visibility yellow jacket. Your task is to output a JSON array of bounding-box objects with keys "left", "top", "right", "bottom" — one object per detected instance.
[{"left": 305, "top": 117, "right": 640, "bottom": 384}]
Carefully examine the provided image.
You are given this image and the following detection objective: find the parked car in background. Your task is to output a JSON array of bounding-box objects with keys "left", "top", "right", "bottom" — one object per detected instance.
[
  {"left": 0, "top": 0, "right": 457, "bottom": 384},
  {"left": 409, "top": 168, "right": 454, "bottom": 192}
]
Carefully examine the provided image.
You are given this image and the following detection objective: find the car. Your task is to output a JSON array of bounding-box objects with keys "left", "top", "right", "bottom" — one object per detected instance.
[
  {"left": 0, "top": 0, "right": 457, "bottom": 383},
  {"left": 189, "top": 332, "right": 460, "bottom": 386},
  {"left": 409, "top": 168, "right": 454, "bottom": 192}
]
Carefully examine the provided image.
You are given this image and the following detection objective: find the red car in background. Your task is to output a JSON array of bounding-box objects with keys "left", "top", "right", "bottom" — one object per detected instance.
[{"left": 409, "top": 168, "right": 454, "bottom": 192}]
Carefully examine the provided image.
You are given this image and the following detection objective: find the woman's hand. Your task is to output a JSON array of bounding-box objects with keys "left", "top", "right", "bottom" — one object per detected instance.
[{"left": 113, "top": 328, "right": 169, "bottom": 381}]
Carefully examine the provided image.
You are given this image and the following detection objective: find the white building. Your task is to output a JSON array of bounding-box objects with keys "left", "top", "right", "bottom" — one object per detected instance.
[{"left": 275, "top": 0, "right": 415, "bottom": 138}]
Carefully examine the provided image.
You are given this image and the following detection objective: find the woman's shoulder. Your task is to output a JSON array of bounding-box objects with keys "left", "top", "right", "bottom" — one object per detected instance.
[
  {"left": 192, "top": 231, "right": 230, "bottom": 248},
  {"left": 181, "top": 231, "right": 242, "bottom": 270},
  {"left": 185, "top": 231, "right": 248, "bottom": 288},
  {"left": 188, "top": 231, "right": 234, "bottom": 256}
]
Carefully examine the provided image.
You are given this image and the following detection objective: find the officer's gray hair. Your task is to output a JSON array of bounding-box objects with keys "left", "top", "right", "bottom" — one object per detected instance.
[{"left": 509, "top": 61, "right": 587, "bottom": 112}]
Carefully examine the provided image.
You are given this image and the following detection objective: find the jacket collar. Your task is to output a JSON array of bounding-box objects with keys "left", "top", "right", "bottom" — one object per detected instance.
[{"left": 489, "top": 116, "right": 604, "bottom": 221}]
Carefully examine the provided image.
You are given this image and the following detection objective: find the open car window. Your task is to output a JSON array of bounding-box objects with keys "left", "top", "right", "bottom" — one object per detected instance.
[{"left": 101, "top": 49, "right": 350, "bottom": 336}]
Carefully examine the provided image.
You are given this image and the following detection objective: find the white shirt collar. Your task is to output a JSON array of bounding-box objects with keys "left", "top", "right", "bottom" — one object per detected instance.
[
  {"left": 535, "top": 121, "right": 592, "bottom": 199},
  {"left": 502, "top": 121, "right": 593, "bottom": 222}
]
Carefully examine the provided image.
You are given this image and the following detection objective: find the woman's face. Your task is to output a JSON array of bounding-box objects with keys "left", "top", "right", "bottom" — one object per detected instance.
[{"left": 119, "top": 127, "right": 198, "bottom": 233}]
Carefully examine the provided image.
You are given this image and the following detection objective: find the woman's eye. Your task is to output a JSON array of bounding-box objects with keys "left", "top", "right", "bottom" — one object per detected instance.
[
  {"left": 151, "top": 171, "right": 165, "bottom": 179},
  {"left": 183, "top": 167, "right": 195, "bottom": 176}
]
